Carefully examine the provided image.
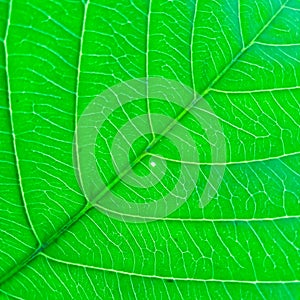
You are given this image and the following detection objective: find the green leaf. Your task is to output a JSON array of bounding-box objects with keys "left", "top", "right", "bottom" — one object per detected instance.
[{"left": 1, "top": 0, "right": 300, "bottom": 299}]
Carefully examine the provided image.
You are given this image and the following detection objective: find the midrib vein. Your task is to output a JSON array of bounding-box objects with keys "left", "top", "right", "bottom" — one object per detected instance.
[
  {"left": 1, "top": 0, "right": 291, "bottom": 286},
  {"left": 199, "top": 0, "right": 289, "bottom": 98}
]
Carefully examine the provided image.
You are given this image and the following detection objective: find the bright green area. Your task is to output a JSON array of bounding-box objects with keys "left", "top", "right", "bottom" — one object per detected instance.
[{"left": 0, "top": 0, "right": 300, "bottom": 299}]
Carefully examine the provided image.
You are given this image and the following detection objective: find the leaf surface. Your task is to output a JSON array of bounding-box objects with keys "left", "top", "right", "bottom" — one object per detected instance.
[{"left": 0, "top": 0, "right": 300, "bottom": 299}]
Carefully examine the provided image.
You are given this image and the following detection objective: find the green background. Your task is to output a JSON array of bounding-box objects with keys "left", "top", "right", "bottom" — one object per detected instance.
[{"left": 0, "top": 0, "right": 300, "bottom": 299}]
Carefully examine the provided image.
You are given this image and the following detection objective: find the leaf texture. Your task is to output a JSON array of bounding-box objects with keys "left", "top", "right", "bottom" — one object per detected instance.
[{"left": 0, "top": 0, "right": 300, "bottom": 299}]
